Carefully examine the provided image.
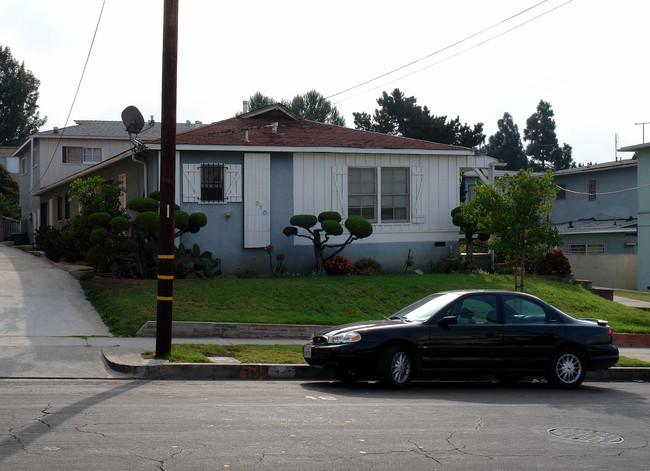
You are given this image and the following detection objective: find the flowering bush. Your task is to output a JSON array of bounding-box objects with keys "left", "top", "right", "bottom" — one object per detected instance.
[
  {"left": 353, "top": 257, "right": 381, "bottom": 275},
  {"left": 535, "top": 249, "right": 571, "bottom": 277},
  {"left": 324, "top": 255, "right": 352, "bottom": 275}
]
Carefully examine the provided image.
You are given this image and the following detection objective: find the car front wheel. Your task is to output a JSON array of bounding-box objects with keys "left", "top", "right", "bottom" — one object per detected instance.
[
  {"left": 378, "top": 345, "right": 412, "bottom": 388},
  {"left": 546, "top": 349, "right": 586, "bottom": 389}
]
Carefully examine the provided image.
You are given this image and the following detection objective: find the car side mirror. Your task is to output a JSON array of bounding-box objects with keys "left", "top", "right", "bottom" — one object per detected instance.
[{"left": 438, "top": 315, "right": 458, "bottom": 328}]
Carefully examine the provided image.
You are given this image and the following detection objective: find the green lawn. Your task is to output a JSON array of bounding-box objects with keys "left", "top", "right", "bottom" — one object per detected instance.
[
  {"left": 83, "top": 273, "right": 650, "bottom": 336},
  {"left": 148, "top": 345, "right": 650, "bottom": 367}
]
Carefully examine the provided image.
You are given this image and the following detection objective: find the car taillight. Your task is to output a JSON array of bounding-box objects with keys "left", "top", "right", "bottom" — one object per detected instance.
[{"left": 606, "top": 328, "right": 613, "bottom": 336}]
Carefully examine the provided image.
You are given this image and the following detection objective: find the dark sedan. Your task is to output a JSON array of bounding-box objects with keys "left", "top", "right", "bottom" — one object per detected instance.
[{"left": 303, "top": 290, "right": 619, "bottom": 388}]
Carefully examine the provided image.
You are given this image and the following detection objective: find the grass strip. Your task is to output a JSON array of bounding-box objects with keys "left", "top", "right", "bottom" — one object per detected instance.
[
  {"left": 83, "top": 273, "right": 650, "bottom": 336},
  {"left": 146, "top": 345, "right": 650, "bottom": 367}
]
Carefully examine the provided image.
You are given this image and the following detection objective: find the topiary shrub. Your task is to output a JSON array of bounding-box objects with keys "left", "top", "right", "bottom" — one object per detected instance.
[
  {"left": 89, "top": 227, "right": 108, "bottom": 244},
  {"left": 174, "top": 210, "right": 189, "bottom": 229},
  {"left": 149, "top": 191, "right": 161, "bottom": 201},
  {"left": 135, "top": 211, "right": 160, "bottom": 233},
  {"left": 284, "top": 212, "right": 374, "bottom": 273},
  {"left": 127, "top": 197, "right": 159, "bottom": 213},
  {"left": 88, "top": 212, "right": 111, "bottom": 229},
  {"left": 353, "top": 257, "right": 381, "bottom": 275},
  {"left": 345, "top": 216, "right": 372, "bottom": 238},
  {"left": 120, "top": 240, "right": 138, "bottom": 252},
  {"left": 86, "top": 246, "right": 108, "bottom": 266},
  {"left": 321, "top": 219, "right": 343, "bottom": 235},
  {"left": 290, "top": 214, "right": 317, "bottom": 229},
  {"left": 110, "top": 216, "right": 131, "bottom": 233},
  {"left": 318, "top": 211, "right": 341, "bottom": 223},
  {"left": 283, "top": 226, "right": 298, "bottom": 236},
  {"left": 188, "top": 212, "right": 207, "bottom": 233}
]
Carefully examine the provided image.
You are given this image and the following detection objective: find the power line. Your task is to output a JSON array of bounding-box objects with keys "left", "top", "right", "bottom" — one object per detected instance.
[
  {"left": 556, "top": 182, "right": 650, "bottom": 196},
  {"left": 33, "top": 0, "right": 106, "bottom": 193},
  {"left": 327, "top": 0, "right": 573, "bottom": 104}
]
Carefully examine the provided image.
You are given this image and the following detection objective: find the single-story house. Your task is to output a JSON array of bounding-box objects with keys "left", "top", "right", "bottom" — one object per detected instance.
[{"left": 34, "top": 104, "right": 500, "bottom": 274}]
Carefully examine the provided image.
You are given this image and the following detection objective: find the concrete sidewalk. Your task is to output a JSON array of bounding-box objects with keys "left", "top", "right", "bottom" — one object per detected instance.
[{"left": 1, "top": 242, "right": 649, "bottom": 382}]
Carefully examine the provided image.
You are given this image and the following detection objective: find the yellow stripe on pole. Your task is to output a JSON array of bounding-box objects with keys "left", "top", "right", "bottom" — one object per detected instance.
[
  {"left": 157, "top": 296, "right": 173, "bottom": 301},
  {"left": 158, "top": 254, "right": 174, "bottom": 259},
  {"left": 158, "top": 275, "right": 174, "bottom": 280}
]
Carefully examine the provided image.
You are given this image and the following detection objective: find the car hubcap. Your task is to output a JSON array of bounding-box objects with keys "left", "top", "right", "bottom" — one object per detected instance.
[
  {"left": 391, "top": 352, "right": 410, "bottom": 383},
  {"left": 556, "top": 353, "right": 581, "bottom": 384}
]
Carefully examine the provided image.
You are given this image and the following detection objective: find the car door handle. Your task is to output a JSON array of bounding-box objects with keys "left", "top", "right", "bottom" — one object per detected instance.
[{"left": 486, "top": 331, "right": 498, "bottom": 337}]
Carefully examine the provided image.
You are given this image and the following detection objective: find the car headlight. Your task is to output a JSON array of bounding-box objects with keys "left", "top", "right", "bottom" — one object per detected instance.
[{"left": 330, "top": 331, "right": 361, "bottom": 344}]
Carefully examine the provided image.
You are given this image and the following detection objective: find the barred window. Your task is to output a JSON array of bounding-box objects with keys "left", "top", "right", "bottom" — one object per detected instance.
[{"left": 201, "top": 163, "right": 225, "bottom": 202}]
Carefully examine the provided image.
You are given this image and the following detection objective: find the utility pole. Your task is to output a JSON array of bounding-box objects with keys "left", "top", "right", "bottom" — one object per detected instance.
[{"left": 156, "top": 0, "right": 178, "bottom": 358}]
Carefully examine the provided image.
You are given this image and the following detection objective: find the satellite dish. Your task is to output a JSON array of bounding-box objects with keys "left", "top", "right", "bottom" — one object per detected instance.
[{"left": 121, "top": 105, "right": 145, "bottom": 134}]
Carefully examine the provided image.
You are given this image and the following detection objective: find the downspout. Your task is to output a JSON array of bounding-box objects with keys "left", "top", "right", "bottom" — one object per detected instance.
[
  {"left": 29, "top": 137, "right": 35, "bottom": 238},
  {"left": 131, "top": 151, "right": 148, "bottom": 197}
]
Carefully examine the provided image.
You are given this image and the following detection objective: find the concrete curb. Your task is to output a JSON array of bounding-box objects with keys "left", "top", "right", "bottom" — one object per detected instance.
[
  {"left": 102, "top": 351, "right": 649, "bottom": 383},
  {"left": 102, "top": 351, "right": 335, "bottom": 381}
]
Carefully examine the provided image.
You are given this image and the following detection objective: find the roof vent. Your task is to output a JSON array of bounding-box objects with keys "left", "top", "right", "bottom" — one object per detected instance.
[{"left": 53, "top": 127, "right": 59, "bottom": 133}]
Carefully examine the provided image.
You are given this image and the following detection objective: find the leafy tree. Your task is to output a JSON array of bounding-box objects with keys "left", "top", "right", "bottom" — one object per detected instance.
[
  {"left": 470, "top": 168, "right": 561, "bottom": 291},
  {"left": 244, "top": 90, "right": 345, "bottom": 126},
  {"left": 523, "top": 100, "right": 574, "bottom": 170},
  {"left": 0, "top": 45, "right": 47, "bottom": 145},
  {"left": 484, "top": 112, "right": 528, "bottom": 170},
  {"left": 0, "top": 163, "right": 20, "bottom": 218},
  {"left": 353, "top": 88, "right": 485, "bottom": 148},
  {"left": 284, "top": 89, "right": 345, "bottom": 126},
  {"left": 283, "top": 211, "right": 372, "bottom": 273},
  {"left": 247, "top": 91, "right": 276, "bottom": 112},
  {"left": 68, "top": 176, "right": 125, "bottom": 218}
]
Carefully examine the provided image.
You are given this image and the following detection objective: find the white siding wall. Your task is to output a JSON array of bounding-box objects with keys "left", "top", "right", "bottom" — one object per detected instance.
[
  {"left": 293, "top": 152, "right": 493, "bottom": 245},
  {"left": 35, "top": 138, "right": 132, "bottom": 189}
]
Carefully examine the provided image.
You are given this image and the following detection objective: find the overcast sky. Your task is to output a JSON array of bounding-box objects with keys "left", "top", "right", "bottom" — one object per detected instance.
[{"left": 2, "top": 0, "right": 648, "bottom": 164}]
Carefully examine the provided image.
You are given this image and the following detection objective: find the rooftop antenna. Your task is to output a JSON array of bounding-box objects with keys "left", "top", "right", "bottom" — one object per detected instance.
[
  {"left": 635, "top": 121, "right": 650, "bottom": 143},
  {"left": 121, "top": 105, "right": 147, "bottom": 152}
]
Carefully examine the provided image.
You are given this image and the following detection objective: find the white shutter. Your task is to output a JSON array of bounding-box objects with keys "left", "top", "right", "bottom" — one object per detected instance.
[
  {"left": 331, "top": 165, "right": 347, "bottom": 217},
  {"left": 411, "top": 166, "right": 425, "bottom": 224},
  {"left": 244, "top": 154, "right": 271, "bottom": 248},
  {"left": 225, "top": 164, "right": 242, "bottom": 203},
  {"left": 182, "top": 163, "right": 200, "bottom": 202}
]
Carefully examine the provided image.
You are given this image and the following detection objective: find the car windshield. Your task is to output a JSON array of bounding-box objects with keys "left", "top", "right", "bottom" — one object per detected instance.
[{"left": 390, "top": 292, "right": 461, "bottom": 322}]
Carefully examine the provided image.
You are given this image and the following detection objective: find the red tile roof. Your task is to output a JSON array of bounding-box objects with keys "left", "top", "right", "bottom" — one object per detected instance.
[{"left": 163, "top": 106, "right": 472, "bottom": 152}]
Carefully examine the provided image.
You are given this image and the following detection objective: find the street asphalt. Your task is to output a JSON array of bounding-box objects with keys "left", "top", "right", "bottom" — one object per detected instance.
[{"left": 1, "top": 241, "right": 649, "bottom": 382}]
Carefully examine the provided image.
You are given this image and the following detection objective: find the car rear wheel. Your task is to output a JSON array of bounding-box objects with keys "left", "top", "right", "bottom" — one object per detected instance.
[
  {"left": 546, "top": 349, "right": 586, "bottom": 389},
  {"left": 378, "top": 345, "right": 412, "bottom": 388}
]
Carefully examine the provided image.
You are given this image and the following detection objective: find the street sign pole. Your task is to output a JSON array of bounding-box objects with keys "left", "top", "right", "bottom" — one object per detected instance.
[{"left": 156, "top": 0, "right": 178, "bottom": 358}]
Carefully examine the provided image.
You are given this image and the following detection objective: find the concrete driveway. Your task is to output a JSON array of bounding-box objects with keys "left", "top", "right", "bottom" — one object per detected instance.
[{"left": 0, "top": 243, "right": 110, "bottom": 337}]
